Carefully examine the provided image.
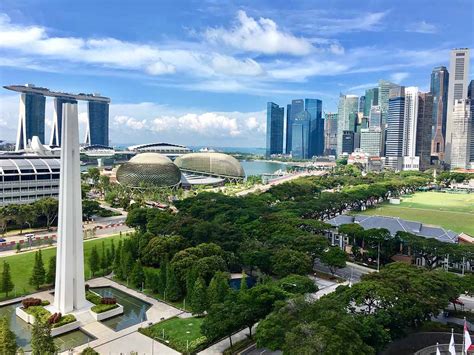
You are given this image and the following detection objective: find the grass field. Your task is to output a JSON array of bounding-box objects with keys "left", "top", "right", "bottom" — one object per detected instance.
[
  {"left": 0, "top": 235, "right": 124, "bottom": 301},
  {"left": 141, "top": 316, "right": 206, "bottom": 353},
  {"left": 358, "top": 191, "right": 474, "bottom": 235}
]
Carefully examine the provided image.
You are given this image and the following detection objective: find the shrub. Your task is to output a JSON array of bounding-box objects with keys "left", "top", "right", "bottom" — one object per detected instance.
[
  {"left": 22, "top": 298, "right": 42, "bottom": 308},
  {"left": 91, "top": 303, "right": 119, "bottom": 313},
  {"left": 48, "top": 312, "right": 62, "bottom": 324},
  {"left": 85, "top": 290, "right": 102, "bottom": 305},
  {"left": 53, "top": 314, "right": 76, "bottom": 328},
  {"left": 81, "top": 347, "right": 99, "bottom": 355},
  {"left": 100, "top": 297, "right": 117, "bottom": 305}
]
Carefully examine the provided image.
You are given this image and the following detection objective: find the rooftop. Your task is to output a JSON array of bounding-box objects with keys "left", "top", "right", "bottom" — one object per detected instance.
[
  {"left": 328, "top": 214, "right": 459, "bottom": 244},
  {"left": 3, "top": 84, "right": 111, "bottom": 103}
]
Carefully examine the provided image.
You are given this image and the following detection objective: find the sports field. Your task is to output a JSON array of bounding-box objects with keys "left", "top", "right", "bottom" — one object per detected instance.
[{"left": 358, "top": 191, "right": 474, "bottom": 235}]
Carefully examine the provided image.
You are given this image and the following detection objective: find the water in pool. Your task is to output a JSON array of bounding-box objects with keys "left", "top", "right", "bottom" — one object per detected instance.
[
  {"left": 92, "top": 287, "right": 151, "bottom": 331},
  {"left": 0, "top": 302, "right": 93, "bottom": 352}
]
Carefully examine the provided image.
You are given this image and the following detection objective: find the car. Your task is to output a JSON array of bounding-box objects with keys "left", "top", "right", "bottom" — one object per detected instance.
[{"left": 0, "top": 238, "right": 6, "bottom": 243}]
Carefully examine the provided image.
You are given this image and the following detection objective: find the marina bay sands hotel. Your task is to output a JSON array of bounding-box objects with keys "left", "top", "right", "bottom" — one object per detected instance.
[{"left": 3, "top": 84, "right": 111, "bottom": 151}]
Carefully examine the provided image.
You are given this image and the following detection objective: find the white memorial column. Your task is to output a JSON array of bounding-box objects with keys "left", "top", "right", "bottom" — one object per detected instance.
[{"left": 54, "top": 103, "right": 87, "bottom": 314}]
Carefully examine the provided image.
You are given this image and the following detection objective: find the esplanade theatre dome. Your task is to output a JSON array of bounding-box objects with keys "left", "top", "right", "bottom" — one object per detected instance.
[
  {"left": 174, "top": 152, "right": 245, "bottom": 179},
  {"left": 116, "top": 153, "right": 181, "bottom": 188}
]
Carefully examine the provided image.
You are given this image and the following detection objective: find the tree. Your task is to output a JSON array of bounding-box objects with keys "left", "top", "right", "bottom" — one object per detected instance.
[
  {"left": 277, "top": 274, "right": 317, "bottom": 294},
  {"left": 113, "top": 239, "right": 123, "bottom": 279},
  {"left": 0, "top": 316, "right": 17, "bottom": 354},
  {"left": 130, "top": 260, "right": 145, "bottom": 289},
  {"left": 45, "top": 256, "right": 56, "bottom": 285},
  {"left": 30, "top": 320, "right": 57, "bottom": 355},
  {"left": 190, "top": 277, "right": 208, "bottom": 316},
  {"left": 320, "top": 246, "right": 347, "bottom": 275},
  {"left": 15, "top": 243, "right": 21, "bottom": 254},
  {"left": 165, "top": 266, "right": 181, "bottom": 301},
  {"left": 0, "top": 261, "right": 14, "bottom": 297},
  {"left": 185, "top": 267, "right": 198, "bottom": 303},
  {"left": 271, "top": 249, "right": 312, "bottom": 277},
  {"left": 30, "top": 250, "right": 45, "bottom": 289},
  {"left": 208, "top": 272, "right": 230, "bottom": 305},
  {"left": 81, "top": 347, "right": 99, "bottom": 355},
  {"left": 100, "top": 241, "right": 108, "bottom": 274},
  {"left": 125, "top": 208, "right": 149, "bottom": 232},
  {"left": 201, "top": 300, "right": 240, "bottom": 347},
  {"left": 82, "top": 200, "right": 101, "bottom": 220},
  {"left": 158, "top": 257, "right": 168, "bottom": 295},
  {"left": 89, "top": 245, "right": 100, "bottom": 276},
  {"left": 240, "top": 273, "right": 248, "bottom": 292},
  {"left": 35, "top": 198, "right": 59, "bottom": 231}
]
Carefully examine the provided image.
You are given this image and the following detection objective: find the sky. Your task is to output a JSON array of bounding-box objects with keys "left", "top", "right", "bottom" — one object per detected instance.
[{"left": 0, "top": 0, "right": 473, "bottom": 147}]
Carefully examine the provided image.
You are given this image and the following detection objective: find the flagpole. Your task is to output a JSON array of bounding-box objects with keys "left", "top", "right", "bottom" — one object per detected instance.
[{"left": 462, "top": 317, "right": 466, "bottom": 355}]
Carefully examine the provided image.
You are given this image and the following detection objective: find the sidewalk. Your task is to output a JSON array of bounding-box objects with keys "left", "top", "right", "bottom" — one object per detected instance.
[{"left": 197, "top": 326, "right": 256, "bottom": 355}]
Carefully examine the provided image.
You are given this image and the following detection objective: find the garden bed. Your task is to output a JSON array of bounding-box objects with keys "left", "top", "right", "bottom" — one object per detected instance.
[{"left": 86, "top": 290, "right": 123, "bottom": 320}]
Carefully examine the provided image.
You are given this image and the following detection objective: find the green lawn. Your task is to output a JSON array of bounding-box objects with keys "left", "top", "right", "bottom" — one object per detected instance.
[
  {"left": 0, "top": 235, "right": 124, "bottom": 301},
  {"left": 358, "top": 191, "right": 474, "bottom": 235},
  {"left": 140, "top": 316, "right": 207, "bottom": 354}
]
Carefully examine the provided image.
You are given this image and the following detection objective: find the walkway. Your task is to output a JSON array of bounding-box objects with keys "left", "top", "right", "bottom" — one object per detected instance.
[{"left": 197, "top": 326, "right": 256, "bottom": 355}]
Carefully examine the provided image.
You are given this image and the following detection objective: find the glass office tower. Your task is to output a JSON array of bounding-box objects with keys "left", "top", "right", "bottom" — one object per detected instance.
[
  {"left": 430, "top": 66, "right": 449, "bottom": 159},
  {"left": 50, "top": 97, "right": 78, "bottom": 146},
  {"left": 266, "top": 102, "right": 284, "bottom": 157},
  {"left": 306, "top": 98, "right": 324, "bottom": 157},
  {"left": 16, "top": 93, "right": 46, "bottom": 151},
  {"left": 286, "top": 99, "right": 304, "bottom": 155},
  {"left": 87, "top": 101, "right": 110, "bottom": 146}
]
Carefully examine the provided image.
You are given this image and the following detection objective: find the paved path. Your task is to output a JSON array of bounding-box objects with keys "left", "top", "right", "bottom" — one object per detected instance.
[
  {"left": 198, "top": 326, "right": 256, "bottom": 355},
  {"left": 313, "top": 260, "right": 376, "bottom": 282},
  {"left": 93, "top": 332, "right": 180, "bottom": 355}
]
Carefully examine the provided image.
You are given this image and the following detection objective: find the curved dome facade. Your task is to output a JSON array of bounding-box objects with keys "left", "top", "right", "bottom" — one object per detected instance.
[
  {"left": 116, "top": 153, "right": 181, "bottom": 188},
  {"left": 174, "top": 152, "right": 245, "bottom": 179}
]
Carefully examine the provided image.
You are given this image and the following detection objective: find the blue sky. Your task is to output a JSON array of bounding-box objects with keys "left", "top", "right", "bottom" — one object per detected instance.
[{"left": 0, "top": 0, "right": 473, "bottom": 147}]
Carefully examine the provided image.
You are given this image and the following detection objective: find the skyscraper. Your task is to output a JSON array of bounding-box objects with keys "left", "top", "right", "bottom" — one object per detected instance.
[
  {"left": 342, "top": 131, "right": 355, "bottom": 154},
  {"left": 369, "top": 106, "right": 382, "bottom": 129},
  {"left": 379, "top": 80, "right": 399, "bottom": 125},
  {"left": 306, "top": 98, "right": 324, "bottom": 157},
  {"left": 86, "top": 101, "right": 110, "bottom": 146},
  {"left": 288, "top": 99, "right": 323, "bottom": 159},
  {"left": 385, "top": 86, "right": 405, "bottom": 170},
  {"left": 266, "top": 102, "right": 284, "bottom": 157},
  {"left": 360, "top": 128, "right": 383, "bottom": 156},
  {"left": 50, "top": 97, "right": 78, "bottom": 146},
  {"left": 359, "top": 96, "right": 366, "bottom": 114},
  {"left": 364, "top": 88, "right": 379, "bottom": 117},
  {"left": 286, "top": 99, "right": 304, "bottom": 155},
  {"left": 15, "top": 91, "right": 46, "bottom": 151},
  {"left": 430, "top": 66, "right": 449, "bottom": 160},
  {"left": 337, "top": 94, "right": 359, "bottom": 155},
  {"left": 402, "top": 87, "right": 420, "bottom": 170},
  {"left": 324, "top": 113, "right": 338, "bottom": 155},
  {"left": 450, "top": 99, "right": 473, "bottom": 169},
  {"left": 416, "top": 92, "right": 434, "bottom": 170},
  {"left": 445, "top": 48, "right": 470, "bottom": 164}
]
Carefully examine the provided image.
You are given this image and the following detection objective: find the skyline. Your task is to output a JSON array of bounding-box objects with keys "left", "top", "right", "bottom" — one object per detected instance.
[{"left": 0, "top": 0, "right": 473, "bottom": 147}]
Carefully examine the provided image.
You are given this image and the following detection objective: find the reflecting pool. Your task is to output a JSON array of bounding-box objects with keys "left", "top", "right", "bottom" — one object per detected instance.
[
  {"left": 0, "top": 302, "right": 93, "bottom": 352},
  {"left": 92, "top": 287, "right": 152, "bottom": 331}
]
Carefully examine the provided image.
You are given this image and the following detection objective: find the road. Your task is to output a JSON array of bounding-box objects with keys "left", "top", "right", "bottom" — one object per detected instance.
[
  {"left": 313, "top": 259, "right": 376, "bottom": 283},
  {"left": 236, "top": 170, "right": 327, "bottom": 196}
]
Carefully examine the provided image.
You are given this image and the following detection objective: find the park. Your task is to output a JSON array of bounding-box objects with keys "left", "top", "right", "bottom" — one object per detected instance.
[{"left": 358, "top": 191, "right": 474, "bottom": 235}]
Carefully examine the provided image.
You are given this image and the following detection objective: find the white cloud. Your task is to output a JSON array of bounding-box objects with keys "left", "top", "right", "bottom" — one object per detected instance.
[
  {"left": 314, "top": 11, "right": 389, "bottom": 34},
  {"left": 405, "top": 21, "right": 437, "bottom": 34},
  {"left": 204, "top": 10, "right": 313, "bottom": 55},
  {"left": 390, "top": 72, "right": 409, "bottom": 84},
  {"left": 211, "top": 55, "right": 264, "bottom": 76}
]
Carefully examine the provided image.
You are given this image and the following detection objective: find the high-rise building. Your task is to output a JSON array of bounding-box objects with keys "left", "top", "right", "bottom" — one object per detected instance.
[
  {"left": 50, "top": 97, "right": 78, "bottom": 146},
  {"left": 360, "top": 128, "right": 383, "bottom": 156},
  {"left": 468, "top": 79, "right": 474, "bottom": 99},
  {"left": 288, "top": 99, "right": 323, "bottom": 159},
  {"left": 266, "top": 102, "right": 284, "bottom": 157},
  {"left": 402, "top": 87, "right": 420, "bottom": 171},
  {"left": 416, "top": 92, "right": 434, "bottom": 170},
  {"left": 385, "top": 86, "right": 405, "bottom": 170},
  {"left": 450, "top": 99, "right": 474, "bottom": 169},
  {"left": 445, "top": 48, "right": 470, "bottom": 165},
  {"left": 336, "top": 94, "right": 359, "bottom": 155},
  {"left": 364, "top": 87, "right": 379, "bottom": 117},
  {"left": 369, "top": 106, "right": 382, "bottom": 129},
  {"left": 306, "top": 98, "right": 324, "bottom": 157},
  {"left": 379, "top": 80, "right": 399, "bottom": 125},
  {"left": 324, "top": 113, "right": 338, "bottom": 156},
  {"left": 430, "top": 66, "right": 449, "bottom": 160},
  {"left": 285, "top": 104, "right": 291, "bottom": 154},
  {"left": 342, "top": 131, "right": 355, "bottom": 154},
  {"left": 359, "top": 96, "right": 366, "bottom": 114},
  {"left": 15, "top": 91, "right": 46, "bottom": 151},
  {"left": 285, "top": 99, "right": 304, "bottom": 155},
  {"left": 86, "top": 101, "right": 110, "bottom": 146}
]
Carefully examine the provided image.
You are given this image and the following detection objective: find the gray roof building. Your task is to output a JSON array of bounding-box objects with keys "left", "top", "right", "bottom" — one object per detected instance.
[{"left": 327, "top": 214, "right": 459, "bottom": 243}]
